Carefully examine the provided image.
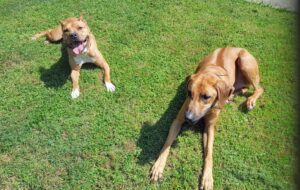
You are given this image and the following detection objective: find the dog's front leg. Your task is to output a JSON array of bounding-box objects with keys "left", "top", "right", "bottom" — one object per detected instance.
[
  {"left": 93, "top": 53, "right": 115, "bottom": 92},
  {"left": 70, "top": 69, "right": 80, "bottom": 99},
  {"left": 200, "top": 110, "right": 220, "bottom": 190},
  {"left": 150, "top": 99, "right": 189, "bottom": 182}
]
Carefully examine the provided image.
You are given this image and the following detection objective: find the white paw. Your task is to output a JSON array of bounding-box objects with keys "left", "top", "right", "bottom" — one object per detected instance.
[
  {"left": 247, "top": 104, "right": 254, "bottom": 111},
  {"left": 71, "top": 88, "right": 80, "bottom": 99},
  {"left": 200, "top": 172, "right": 213, "bottom": 190},
  {"left": 105, "top": 82, "right": 115, "bottom": 92},
  {"left": 246, "top": 98, "right": 256, "bottom": 111},
  {"left": 150, "top": 158, "right": 166, "bottom": 182}
]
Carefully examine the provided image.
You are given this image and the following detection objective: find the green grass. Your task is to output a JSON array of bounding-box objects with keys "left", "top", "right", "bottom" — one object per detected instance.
[{"left": 0, "top": 0, "right": 296, "bottom": 189}]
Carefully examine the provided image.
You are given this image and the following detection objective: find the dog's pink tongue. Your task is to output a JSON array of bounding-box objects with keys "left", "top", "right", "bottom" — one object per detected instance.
[{"left": 73, "top": 43, "right": 84, "bottom": 55}]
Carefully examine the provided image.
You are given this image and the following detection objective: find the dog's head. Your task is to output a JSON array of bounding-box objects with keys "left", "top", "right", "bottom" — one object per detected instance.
[
  {"left": 60, "top": 15, "right": 90, "bottom": 55},
  {"left": 185, "top": 73, "right": 233, "bottom": 123}
]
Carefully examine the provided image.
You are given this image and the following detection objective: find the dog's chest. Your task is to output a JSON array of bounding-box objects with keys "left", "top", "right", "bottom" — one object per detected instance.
[{"left": 73, "top": 51, "right": 95, "bottom": 65}]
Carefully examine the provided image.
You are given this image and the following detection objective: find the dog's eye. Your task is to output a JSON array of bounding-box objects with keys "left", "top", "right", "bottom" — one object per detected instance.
[
  {"left": 201, "top": 94, "right": 211, "bottom": 100},
  {"left": 78, "top": 26, "right": 83, "bottom": 30},
  {"left": 187, "top": 90, "right": 192, "bottom": 98},
  {"left": 63, "top": 29, "right": 69, "bottom": 33}
]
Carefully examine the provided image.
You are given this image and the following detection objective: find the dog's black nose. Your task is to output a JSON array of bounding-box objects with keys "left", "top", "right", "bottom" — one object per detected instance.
[
  {"left": 185, "top": 111, "right": 195, "bottom": 124},
  {"left": 184, "top": 115, "right": 190, "bottom": 121},
  {"left": 184, "top": 114, "right": 192, "bottom": 122},
  {"left": 70, "top": 32, "right": 78, "bottom": 41},
  {"left": 185, "top": 116, "right": 192, "bottom": 123}
]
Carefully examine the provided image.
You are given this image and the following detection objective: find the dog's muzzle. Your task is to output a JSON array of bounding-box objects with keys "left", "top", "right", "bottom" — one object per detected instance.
[
  {"left": 70, "top": 32, "right": 78, "bottom": 41},
  {"left": 185, "top": 111, "right": 198, "bottom": 124}
]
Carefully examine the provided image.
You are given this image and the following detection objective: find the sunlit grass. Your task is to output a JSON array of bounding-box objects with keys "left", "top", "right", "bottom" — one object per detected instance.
[{"left": 0, "top": 0, "right": 296, "bottom": 189}]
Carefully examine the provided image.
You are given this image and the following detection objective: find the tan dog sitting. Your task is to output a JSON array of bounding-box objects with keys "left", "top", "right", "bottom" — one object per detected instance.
[
  {"left": 150, "top": 47, "right": 264, "bottom": 190},
  {"left": 32, "top": 15, "right": 115, "bottom": 98}
]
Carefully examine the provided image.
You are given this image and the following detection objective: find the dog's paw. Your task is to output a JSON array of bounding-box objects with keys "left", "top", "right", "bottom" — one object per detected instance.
[
  {"left": 31, "top": 35, "right": 37, "bottom": 40},
  {"left": 105, "top": 82, "right": 115, "bottom": 92},
  {"left": 246, "top": 97, "right": 256, "bottom": 111},
  {"left": 199, "top": 173, "right": 213, "bottom": 190},
  {"left": 44, "top": 40, "right": 50, "bottom": 45},
  {"left": 241, "top": 87, "right": 248, "bottom": 95},
  {"left": 71, "top": 88, "right": 80, "bottom": 99},
  {"left": 226, "top": 94, "right": 235, "bottom": 104},
  {"left": 150, "top": 159, "right": 166, "bottom": 182}
]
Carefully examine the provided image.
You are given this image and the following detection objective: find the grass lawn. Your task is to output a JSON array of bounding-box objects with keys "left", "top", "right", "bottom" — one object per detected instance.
[{"left": 0, "top": 0, "right": 296, "bottom": 189}]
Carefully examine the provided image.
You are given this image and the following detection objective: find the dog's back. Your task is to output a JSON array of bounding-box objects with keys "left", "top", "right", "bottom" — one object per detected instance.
[{"left": 196, "top": 47, "right": 258, "bottom": 87}]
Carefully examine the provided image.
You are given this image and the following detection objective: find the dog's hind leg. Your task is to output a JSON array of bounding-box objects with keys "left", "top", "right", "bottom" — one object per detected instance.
[
  {"left": 238, "top": 49, "right": 264, "bottom": 110},
  {"left": 32, "top": 25, "right": 63, "bottom": 43},
  {"left": 32, "top": 30, "right": 50, "bottom": 40}
]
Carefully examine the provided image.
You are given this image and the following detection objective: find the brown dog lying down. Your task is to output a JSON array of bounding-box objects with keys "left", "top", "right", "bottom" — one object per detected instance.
[
  {"left": 150, "top": 47, "right": 263, "bottom": 190},
  {"left": 32, "top": 15, "right": 115, "bottom": 98}
]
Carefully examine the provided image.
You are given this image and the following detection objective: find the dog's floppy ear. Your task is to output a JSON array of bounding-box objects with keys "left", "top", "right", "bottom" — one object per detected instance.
[
  {"left": 185, "top": 75, "right": 191, "bottom": 83},
  {"left": 185, "top": 74, "right": 196, "bottom": 82},
  {"left": 214, "top": 80, "right": 232, "bottom": 109},
  {"left": 185, "top": 74, "right": 196, "bottom": 88}
]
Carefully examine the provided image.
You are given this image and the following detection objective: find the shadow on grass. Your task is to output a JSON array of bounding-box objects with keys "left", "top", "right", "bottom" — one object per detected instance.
[
  {"left": 39, "top": 45, "right": 99, "bottom": 89},
  {"left": 137, "top": 81, "right": 205, "bottom": 166},
  {"left": 39, "top": 45, "right": 70, "bottom": 89}
]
